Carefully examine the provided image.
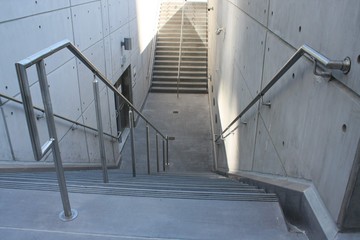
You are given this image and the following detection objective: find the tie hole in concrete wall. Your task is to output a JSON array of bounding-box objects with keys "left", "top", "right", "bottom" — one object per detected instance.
[{"left": 342, "top": 124, "right": 347, "bottom": 132}]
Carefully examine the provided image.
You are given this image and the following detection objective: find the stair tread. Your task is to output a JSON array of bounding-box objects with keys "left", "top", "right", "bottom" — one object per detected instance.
[{"left": 0, "top": 171, "right": 277, "bottom": 202}]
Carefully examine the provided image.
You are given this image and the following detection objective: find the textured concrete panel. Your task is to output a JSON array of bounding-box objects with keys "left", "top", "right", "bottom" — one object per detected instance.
[
  {"left": 223, "top": 62, "right": 259, "bottom": 171},
  {"left": 77, "top": 40, "right": 106, "bottom": 109},
  {"left": 268, "top": 0, "right": 360, "bottom": 95},
  {"left": 129, "top": 0, "right": 137, "bottom": 20},
  {"left": 46, "top": 125, "right": 90, "bottom": 163},
  {"left": 72, "top": 1, "right": 103, "bottom": 51},
  {"left": 28, "top": 58, "right": 81, "bottom": 123},
  {"left": 0, "top": 110, "right": 12, "bottom": 161},
  {"left": 231, "top": 5, "right": 267, "bottom": 98},
  {"left": 100, "top": 0, "right": 110, "bottom": 37},
  {"left": 103, "top": 36, "right": 113, "bottom": 80},
  {"left": 0, "top": 0, "right": 70, "bottom": 23},
  {"left": 229, "top": 0, "right": 269, "bottom": 26},
  {"left": 300, "top": 80, "right": 360, "bottom": 222},
  {"left": 110, "top": 26, "right": 130, "bottom": 81},
  {"left": 253, "top": 117, "right": 286, "bottom": 175},
  {"left": 260, "top": 31, "right": 360, "bottom": 223},
  {"left": 0, "top": 9, "right": 73, "bottom": 97},
  {"left": 47, "top": 58, "right": 81, "bottom": 121},
  {"left": 260, "top": 32, "right": 312, "bottom": 178},
  {"left": 257, "top": 24, "right": 360, "bottom": 223},
  {"left": 108, "top": 0, "right": 129, "bottom": 32},
  {"left": 129, "top": 18, "right": 139, "bottom": 53},
  {"left": 2, "top": 102, "right": 47, "bottom": 161},
  {"left": 71, "top": 0, "right": 94, "bottom": 6}
]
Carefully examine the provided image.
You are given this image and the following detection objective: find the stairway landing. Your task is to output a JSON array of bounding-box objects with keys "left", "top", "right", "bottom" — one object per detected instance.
[{"left": 120, "top": 93, "right": 213, "bottom": 174}]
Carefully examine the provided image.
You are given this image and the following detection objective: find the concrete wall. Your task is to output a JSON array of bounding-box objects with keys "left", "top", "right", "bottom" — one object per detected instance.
[
  {"left": 0, "top": 0, "right": 160, "bottom": 166},
  {"left": 208, "top": 0, "right": 360, "bottom": 229}
]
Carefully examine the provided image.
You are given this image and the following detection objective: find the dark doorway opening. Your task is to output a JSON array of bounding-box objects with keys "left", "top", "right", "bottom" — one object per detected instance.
[{"left": 114, "top": 66, "right": 132, "bottom": 137}]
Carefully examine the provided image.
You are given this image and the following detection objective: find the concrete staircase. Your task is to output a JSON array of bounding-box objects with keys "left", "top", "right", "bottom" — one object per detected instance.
[
  {"left": 0, "top": 170, "right": 308, "bottom": 239},
  {"left": 0, "top": 171, "right": 277, "bottom": 202},
  {"left": 151, "top": 1, "right": 208, "bottom": 94}
]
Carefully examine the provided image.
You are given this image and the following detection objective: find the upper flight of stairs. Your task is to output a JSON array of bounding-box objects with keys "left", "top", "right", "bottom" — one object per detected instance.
[
  {"left": 151, "top": 1, "right": 208, "bottom": 94},
  {"left": 0, "top": 171, "right": 277, "bottom": 202}
]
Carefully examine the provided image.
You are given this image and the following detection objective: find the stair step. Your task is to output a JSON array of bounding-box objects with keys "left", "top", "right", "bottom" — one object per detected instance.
[
  {"left": 156, "top": 41, "right": 207, "bottom": 47},
  {"left": 154, "top": 60, "right": 207, "bottom": 66},
  {"left": 156, "top": 51, "right": 207, "bottom": 57},
  {"left": 0, "top": 171, "right": 278, "bottom": 202},
  {"left": 152, "top": 76, "right": 207, "bottom": 82},
  {"left": 150, "top": 86, "right": 208, "bottom": 94},
  {"left": 152, "top": 81, "right": 207, "bottom": 89},
  {"left": 153, "top": 70, "right": 207, "bottom": 76},
  {"left": 155, "top": 56, "right": 207, "bottom": 62},
  {"left": 153, "top": 66, "right": 207, "bottom": 72}
]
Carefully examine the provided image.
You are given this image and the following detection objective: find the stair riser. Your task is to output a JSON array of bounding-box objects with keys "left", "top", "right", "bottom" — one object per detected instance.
[
  {"left": 152, "top": 77, "right": 207, "bottom": 83},
  {"left": 154, "top": 61, "right": 206, "bottom": 66},
  {"left": 153, "top": 66, "right": 207, "bottom": 71},
  {"left": 150, "top": 88, "right": 208, "bottom": 94}
]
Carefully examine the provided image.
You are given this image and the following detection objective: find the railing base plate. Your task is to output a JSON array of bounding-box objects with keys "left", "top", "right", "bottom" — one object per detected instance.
[{"left": 59, "top": 209, "right": 78, "bottom": 222}]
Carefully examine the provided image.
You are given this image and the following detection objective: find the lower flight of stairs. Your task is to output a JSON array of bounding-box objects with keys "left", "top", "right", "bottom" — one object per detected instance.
[{"left": 0, "top": 171, "right": 277, "bottom": 202}]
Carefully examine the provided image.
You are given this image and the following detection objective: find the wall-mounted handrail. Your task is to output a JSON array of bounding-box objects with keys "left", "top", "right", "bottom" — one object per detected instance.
[
  {"left": 0, "top": 92, "right": 118, "bottom": 140},
  {"left": 215, "top": 44, "right": 351, "bottom": 142}
]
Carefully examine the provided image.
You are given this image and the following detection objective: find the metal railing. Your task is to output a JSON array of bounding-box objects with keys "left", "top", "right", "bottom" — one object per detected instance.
[
  {"left": 15, "top": 39, "right": 169, "bottom": 221},
  {"left": 215, "top": 44, "right": 351, "bottom": 142},
  {"left": 0, "top": 92, "right": 118, "bottom": 141}
]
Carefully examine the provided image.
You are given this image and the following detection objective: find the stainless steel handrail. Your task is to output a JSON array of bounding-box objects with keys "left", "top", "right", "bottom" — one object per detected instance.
[
  {"left": 176, "top": 3, "right": 185, "bottom": 98},
  {"left": 215, "top": 44, "right": 351, "bottom": 142},
  {"left": 15, "top": 39, "right": 169, "bottom": 220},
  {"left": 0, "top": 92, "right": 118, "bottom": 140},
  {"left": 18, "top": 40, "right": 168, "bottom": 140}
]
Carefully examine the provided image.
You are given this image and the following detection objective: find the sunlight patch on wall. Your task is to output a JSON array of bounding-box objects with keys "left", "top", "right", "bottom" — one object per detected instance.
[{"left": 135, "top": 0, "right": 161, "bottom": 53}]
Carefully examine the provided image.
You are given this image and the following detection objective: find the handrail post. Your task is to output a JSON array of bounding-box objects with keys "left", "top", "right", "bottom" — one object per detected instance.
[
  {"left": 93, "top": 76, "right": 109, "bottom": 183},
  {"left": 129, "top": 108, "right": 136, "bottom": 177},
  {"left": 156, "top": 134, "right": 160, "bottom": 172},
  {"left": 166, "top": 136, "right": 169, "bottom": 166},
  {"left": 162, "top": 138, "right": 166, "bottom": 171},
  {"left": 146, "top": 125, "right": 150, "bottom": 175},
  {"left": 36, "top": 60, "right": 77, "bottom": 221}
]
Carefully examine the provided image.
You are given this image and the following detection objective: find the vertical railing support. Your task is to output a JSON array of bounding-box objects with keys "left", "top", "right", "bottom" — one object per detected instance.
[
  {"left": 162, "top": 138, "right": 166, "bottom": 171},
  {"left": 93, "top": 76, "right": 109, "bottom": 183},
  {"left": 166, "top": 136, "right": 169, "bottom": 166},
  {"left": 146, "top": 125, "right": 150, "bottom": 175},
  {"left": 156, "top": 134, "right": 160, "bottom": 172},
  {"left": 129, "top": 109, "right": 136, "bottom": 177},
  {"left": 36, "top": 60, "right": 77, "bottom": 221}
]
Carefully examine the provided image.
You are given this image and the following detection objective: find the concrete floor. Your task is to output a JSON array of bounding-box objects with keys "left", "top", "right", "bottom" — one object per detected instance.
[{"left": 120, "top": 93, "right": 214, "bottom": 173}]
